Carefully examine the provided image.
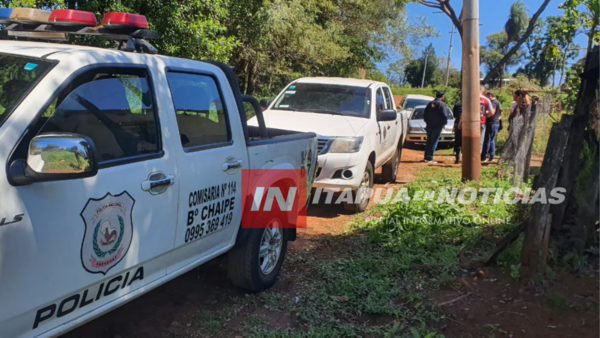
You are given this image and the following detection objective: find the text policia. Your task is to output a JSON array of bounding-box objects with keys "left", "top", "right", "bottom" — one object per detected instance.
[
  {"left": 312, "top": 187, "right": 567, "bottom": 206},
  {"left": 33, "top": 266, "right": 144, "bottom": 330},
  {"left": 186, "top": 181, "right": 237, "bottom": 243}
]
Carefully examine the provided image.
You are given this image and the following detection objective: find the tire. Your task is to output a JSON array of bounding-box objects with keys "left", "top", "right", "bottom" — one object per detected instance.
[
  {"left": 381, "top": 146, "right": 400, "bottom": 183},
  {"left": 342, "top": 161, "right": 374, "bottom": 213},
  {"left": 227, "top": 220, "right": 288, "bottom": 292}
]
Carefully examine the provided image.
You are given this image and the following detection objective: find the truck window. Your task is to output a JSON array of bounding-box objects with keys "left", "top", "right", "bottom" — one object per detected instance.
[
  {"left": 375, "top": 88, "right": 385, "bottom": 119},
  {"left": 37, "top": 69, "right": 160, "bottom": 162},
  {"left": 166, "top": 72, "right": 230, "bottom": 149},
  {"left": 382, "top": 87, "right": 394, "bottom": 110},
  {"left": 405, "top": 98, "right": 431, "bottom": 110},
  {"left": 0, "top": 54, "right": 54, "bottom": 127}
]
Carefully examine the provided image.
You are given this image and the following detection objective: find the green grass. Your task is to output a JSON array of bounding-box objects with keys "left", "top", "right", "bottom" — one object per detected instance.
[
  {"left": 544, "top": 293, "right": 568, "bottom": 310},
  {"left": 171, "top": 165, "right": 525, "bottom": 337},
  {"left": 195, "top": 311, "right": 224, "bottom": 335},
  {"left": 250, "top": 166, "right": 520, "bottom": 337}
]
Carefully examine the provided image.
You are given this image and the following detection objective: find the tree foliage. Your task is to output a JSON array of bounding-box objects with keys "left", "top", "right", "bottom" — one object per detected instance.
[
  {"left": 505, "top": 0, "right": 529, "bottom": 44},
  {"left": 480, "top": 31, "right": 525, "bottom": 84},
  {"left": 1, "top": 0, "right": 436, "bottom": 95},
  {"left": 404, "top": 44, "right": 439, "bottom": 88},
  {"left": 482, "top": 0, "right": 552, "bottom": 84},
  {"left": 516, "top": 17, "right": 580, "bottom": 87}
]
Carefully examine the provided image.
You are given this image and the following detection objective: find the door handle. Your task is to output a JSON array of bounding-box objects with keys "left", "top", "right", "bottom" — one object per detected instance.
[
  {"left": 222, "top": 159, "right": 243, "bottom": 171},
  {"left": 387, "top": 125, "right": 391, "bottom": 130},
  {"left": 142, "top": 174, "right": 175, "bottom": 193}
]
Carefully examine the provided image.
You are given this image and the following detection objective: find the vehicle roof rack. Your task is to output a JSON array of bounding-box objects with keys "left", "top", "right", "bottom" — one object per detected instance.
[{"left": 0, "top": 9, "right": 159, "bottom": 54}]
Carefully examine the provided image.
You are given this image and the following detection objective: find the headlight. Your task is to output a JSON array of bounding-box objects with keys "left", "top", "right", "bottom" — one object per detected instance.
[
  {"left": 328, "top": 137, "right": 363, "bottom": 153},
  {"left": 409, "top": 127, "right": 422, "bottom": 132}
]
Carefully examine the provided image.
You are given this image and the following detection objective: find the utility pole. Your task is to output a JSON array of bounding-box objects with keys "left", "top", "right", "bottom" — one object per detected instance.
[
  {"left": 421, "top": 53, "right": 428, "bottom": 88},
  {"left": 445, "top": 25, "right": 455, "bottom": 87},
  {"left": 461, "top": 0, "right": 481, "bottom": 181}
]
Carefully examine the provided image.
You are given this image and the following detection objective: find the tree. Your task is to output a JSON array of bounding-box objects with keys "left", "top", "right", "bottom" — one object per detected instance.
[
  {"left": 480, "top": 31, "right": 524, "bottom": 85},
  {"left": 5, "top": 0, "right": 437, "bottom": 96},
  {"left": 432, "top": 66, "right": 461, "bottom": 88},
  {"left": 431, "top": 56, "right": 460, "bottom": 87},
  {"left": 417, "top": 0, "right": 552, "bottom": 85},
  {"left": 386, "top": 59, "right": 409, "bottom": 87},
  {"left": 505, "top": 0, "right": 529, "bottom": 45},
  {"left": 404, "top": 44, "right": 439, "bottom": 88},
  {"left": 366, "top": 69, "right": 389, "bottom": 83},
  {"left": 482, "top": 0, "right": 552, "bottom": 84},
  {"left": 517, "top": 17, "right": 580, "bottom": 87}
]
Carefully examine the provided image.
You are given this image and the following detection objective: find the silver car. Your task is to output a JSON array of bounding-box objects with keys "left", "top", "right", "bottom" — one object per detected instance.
[{"left": 406, "top": 105, "right": 455, "bottom": 144}]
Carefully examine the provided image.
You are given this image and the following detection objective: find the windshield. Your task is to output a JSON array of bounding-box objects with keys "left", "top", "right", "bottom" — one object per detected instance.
[
  {"left": 0, "top": 54, "right": 54, "bottom": 127},
  {"left": 412, "top": 107, "right": 454, "bottom": 120},
  {"left": 273, "top": 83, "right": 371, "bottom": 118},
  {"left": 411, "top": 108, "right": 425, "bottom": 120},
  {"left": 404, "top": 98, "right": 431, "bottom": 110}
]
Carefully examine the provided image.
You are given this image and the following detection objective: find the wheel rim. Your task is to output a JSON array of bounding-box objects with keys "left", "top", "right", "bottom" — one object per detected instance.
[
  {"left": 358, "top": 169, "right": 371, "bottom": 205},
  {"left": 259, "top": 220, "right": 283, "bottom": 275}
]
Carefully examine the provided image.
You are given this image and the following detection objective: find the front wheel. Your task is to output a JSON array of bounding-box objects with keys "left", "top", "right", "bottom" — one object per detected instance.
[
  {"left": 227, "top": 219, "right": 288, "bottom": 292},
  {"left": 381, "top": 146, "right": 401, "bottom": 183},
  {"left": 342, "top": 161, "right": 374, "bottom": 213}
]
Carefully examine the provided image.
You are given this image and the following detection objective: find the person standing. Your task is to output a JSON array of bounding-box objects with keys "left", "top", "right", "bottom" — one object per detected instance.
[
  {"left": 508, "top": 90, "right": 531, "bottom": 131},
  {"left": 453, "top": 100, "right": 463, "bottom": 164},
  {"left": 423, "top": 91, "right": 448, "bottom": 164},
  {"left": 479, "top": 85, "right": 494, "bottom": 153},
  {"left": 482, "top": 92, "right": 501, "bottom": 162}
]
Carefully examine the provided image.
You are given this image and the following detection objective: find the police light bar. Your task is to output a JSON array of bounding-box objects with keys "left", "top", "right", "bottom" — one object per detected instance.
[
  {"left": 102, "top": 12, "right": 148, "bottom": 29},
  {"left": 0, "top": 8, "right": 13, "bottom": 24},
  {"left": 9, "top": 8, "right": 51, "bottom": 24},
  {"left": 49, "top": 9, "right": 97, "bottom": 26}
]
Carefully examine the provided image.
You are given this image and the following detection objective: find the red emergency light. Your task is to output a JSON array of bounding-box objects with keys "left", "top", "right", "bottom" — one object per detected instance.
[
  {"left": 101, "top": 12, "right": 148, "bottom": 29},
  {"left": 49, "top": 9, "right": 98, "bottom": 26}
]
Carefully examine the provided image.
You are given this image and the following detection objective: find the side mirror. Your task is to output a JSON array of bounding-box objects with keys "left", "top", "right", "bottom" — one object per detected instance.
[
  {"left": 9, "top": 133, "right": 98, "bottom": 185},
  {"left": 377, "top": 109, "right": 398, "bottom": 122},
  {"left": 260, "top": 99, "right": 271, "bottom": 110}
]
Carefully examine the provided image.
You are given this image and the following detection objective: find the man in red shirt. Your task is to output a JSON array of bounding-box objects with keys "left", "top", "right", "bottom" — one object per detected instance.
[
  {"left": 457, "top": 85, "right": 495, "bottom": 158},
  {"left": 479, "top": 85, "right": 495, "bottom": 155}
]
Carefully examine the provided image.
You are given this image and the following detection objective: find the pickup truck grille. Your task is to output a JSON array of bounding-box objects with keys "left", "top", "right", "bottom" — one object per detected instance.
[{"left": 317, "top": 137, "right": 333, "bottom": 154}]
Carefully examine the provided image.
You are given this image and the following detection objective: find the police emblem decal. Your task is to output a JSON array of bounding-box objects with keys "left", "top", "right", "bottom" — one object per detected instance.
[{"left": 80, "top": 191, "right": 135, "bottom": 275}]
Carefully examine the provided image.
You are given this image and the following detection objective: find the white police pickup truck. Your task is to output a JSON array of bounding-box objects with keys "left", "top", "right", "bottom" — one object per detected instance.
[
  {"left": 0, "top": 8, "right": 317, "bottom": 338},
  {"left": 250, "top": 78, "right": 408, "bottom": 213}
]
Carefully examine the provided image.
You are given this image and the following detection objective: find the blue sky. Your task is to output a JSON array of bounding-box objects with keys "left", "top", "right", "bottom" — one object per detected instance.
[{"left": 383, "top": 0, "right": 590, "bottom": 81}]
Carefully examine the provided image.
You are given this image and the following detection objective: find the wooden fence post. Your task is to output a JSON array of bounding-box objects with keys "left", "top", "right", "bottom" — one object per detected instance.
[
  {"left": 520, "top": 115, "right": 573, "bottom": 279},
  {"left": 550, "top": 46, "right": 599, "bottom": 231}
]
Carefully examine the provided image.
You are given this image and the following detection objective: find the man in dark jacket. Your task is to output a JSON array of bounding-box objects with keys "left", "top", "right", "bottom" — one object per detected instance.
[{"left": 423, "top": 91, "right": 448, "bottom": 163}]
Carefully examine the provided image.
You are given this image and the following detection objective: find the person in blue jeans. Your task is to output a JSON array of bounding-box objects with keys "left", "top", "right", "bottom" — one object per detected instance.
[
  {"left": 482, "top": 92, "right": 502, "bottom": 161},
  {"left": 423, "top": 91, "right": 448, "bottom": 163}
]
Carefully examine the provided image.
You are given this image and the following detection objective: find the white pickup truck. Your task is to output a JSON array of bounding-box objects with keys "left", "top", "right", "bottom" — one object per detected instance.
[
  {"left": 250, "top": 78, "right": 408, "bottom": 212},
  {"left": 0, "top": 12, "right": 317, "bottom": 338}
]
